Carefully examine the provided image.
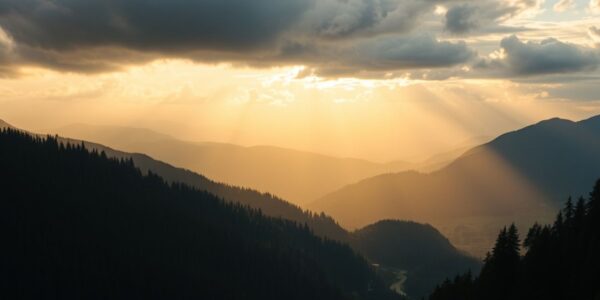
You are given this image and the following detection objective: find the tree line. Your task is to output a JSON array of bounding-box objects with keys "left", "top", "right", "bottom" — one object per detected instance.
[
  {"left": 430, "top": 180, "right": 600, "bottom": 300},
  {"left": 0, "top": 129, "right": 401, "bottom": 300}
]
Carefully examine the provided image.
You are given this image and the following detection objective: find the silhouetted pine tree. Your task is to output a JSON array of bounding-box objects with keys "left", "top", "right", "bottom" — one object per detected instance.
[
  {"left": 429, "top": 179, "right": 600, "bottom": 300},
  {"left": 475, "top": 224, "right": 520, "bottom": 300}
]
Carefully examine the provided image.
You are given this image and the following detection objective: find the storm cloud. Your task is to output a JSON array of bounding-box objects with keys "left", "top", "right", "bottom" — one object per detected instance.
[
  {"left": 0, "top": 0, "right": 479, "bottom": 76},
  {"left": 0, "top": 0, "right": 313, "bottom": 73},
  {"left": 0, "top": 0, "right": 310, "bottom": 51},
  {"left": 0, "top": 0, "right": 595, "bottom": 80},
  {"left": 445, "top": 4, "right": 480, "bottom": 34},
  {"left": 347, "top": 34, "right": 474, "bottom": 70},
  {"left": 477, "top": 35, "right": 600, "bottom": 76},
  {"left": 301, "top": 0, "right": 445, "bottom": 38},
  {"left": 444, "top": 0, "right": 542, "bottom": 34}
]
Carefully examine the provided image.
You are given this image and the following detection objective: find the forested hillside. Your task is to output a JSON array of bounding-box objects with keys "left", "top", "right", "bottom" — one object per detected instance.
[
  {"left": 353, "top": 221, "right": 481, "bottom": 299},
  {"left": 0, "top": 129, "right": 400, "bottom": 300},
  {"left": 429, "top": 181, "right": 600, "bottom": 300},
  {"left": 126, "top": 154, "right": 351, "bottom": 241},
  {"left": 1, "top": 120, "right": 482, "bottom": 300},
  {"left": 1, "top": 119, "right": 349, "bottom": 242}
]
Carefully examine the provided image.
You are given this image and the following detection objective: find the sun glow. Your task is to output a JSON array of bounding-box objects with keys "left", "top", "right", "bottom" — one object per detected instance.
[{"left": 2, "top": 60, "right": 599, "bottom": 162}]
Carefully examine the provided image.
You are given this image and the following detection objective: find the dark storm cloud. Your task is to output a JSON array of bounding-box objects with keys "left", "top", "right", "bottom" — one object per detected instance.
[
  {"left": 305, "top": 0, "right": 444, "bottom": 38},
  {"left": 267, "top": 34, "right": 475, "bottom": 78},
  {"left": 499, "top": 35, "right": 600, "bottom": 75},
  {"left": 311, "top": 0, "right": 394, "bottom": 37},
  {"left": 348, "top": 34, "right": 474, "bottom": 70},
  {"left": 0, "top": 0, "right": 479, "bottom": 77},
  {"left": 444, "top": 0, "right": 540, "bottom": 34},
  {"left": 445, "top": 4, "right": 480, "bottom": 34},
  {"left": 0, "top": 0, "right": 594, "bottom": 84},
  {"left": 0, "top": 0, "right": 314, "bottom": 73},
  {"left": 0, "top": 0, "right": 593, "bottom": 81},
  {"left": 0, "top": 0, "right": 310, "bottom": 52}
]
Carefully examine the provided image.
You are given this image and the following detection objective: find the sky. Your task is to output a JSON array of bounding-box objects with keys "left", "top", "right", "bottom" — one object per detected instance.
[{"left": 1, "top": 0, "right": 600, "bottom": 162}]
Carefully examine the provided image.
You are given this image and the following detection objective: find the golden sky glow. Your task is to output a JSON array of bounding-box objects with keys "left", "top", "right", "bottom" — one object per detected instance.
[
  {"left": 1, "top": 59, "right": 599, "bottom": 162},
  {"left": 1, "top": 0, "right": 600, "bottom": 162}
]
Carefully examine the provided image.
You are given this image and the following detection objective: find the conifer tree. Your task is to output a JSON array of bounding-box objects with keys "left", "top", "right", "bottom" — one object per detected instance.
[{"left": 429, "top": 180, "right": 600, "bottom": 300}]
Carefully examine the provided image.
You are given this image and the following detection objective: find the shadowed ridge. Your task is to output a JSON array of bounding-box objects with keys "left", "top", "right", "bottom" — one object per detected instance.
[
  {"left": 310, "top": 115, "right": 600, "bottom": 257},
  {"left": 579, "top": 114, "right": 600, "bottom": 130},
  {"left": 352, "top": 220, "right": 481, "bottom": 299},
  {"left": 448, "top": 117, "right": 576, "bottom": 166}
]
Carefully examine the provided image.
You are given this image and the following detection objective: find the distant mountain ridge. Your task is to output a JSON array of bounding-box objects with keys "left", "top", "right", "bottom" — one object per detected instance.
[
  {"left": 455, "top": 116, "right": 600, "bottom": 204},
  {"left": 0, "top": 118, "right": 486, "bottom": 296},
  {"left": 1, "top": 119, "right": 479, "bottom": 299},
  {"left": 53, "top": 123, "right": 465, "bottom": 205},
  {"left": 310, "top": 115, "right": 600, "bottom": 256},
  {"left": 1, "top": 119, "right": 349, "bottom": 241}
]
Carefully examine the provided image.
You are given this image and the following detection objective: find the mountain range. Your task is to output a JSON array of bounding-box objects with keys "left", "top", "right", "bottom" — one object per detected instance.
[
  {"left": 310, "top": 115, "right": 600, "bottom": 256},
  {"left": 1, "top": 119, "right": 478, "bottom": 299},
  {"left": 7, "top": 115, "right": 600, "bottom": 258},
  {"left": 53, "top": 124, "right": 469, "bottom": 205}
]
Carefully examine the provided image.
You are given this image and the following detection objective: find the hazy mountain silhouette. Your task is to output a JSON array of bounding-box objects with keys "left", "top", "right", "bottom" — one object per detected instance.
[
  {"left": 2, "top": 119, "right": 350, "bottom": 241},
  {"left": 2, "top": 119, "right": 482, "bottom": 298},
  {"left": 352, "top": 220, "right": 481, "bottom": 299},
  {"left": 414, "top": 135, "right": 491, "bottom": 173},
  {"left": 1, "top": 128, "right": 403, "bottom": 300},
  {"left": 310, "top": 115, "right": 600, "bottom": 256},
  {"left": 54, "top": 124, "right": 463, "bottom": 205}
]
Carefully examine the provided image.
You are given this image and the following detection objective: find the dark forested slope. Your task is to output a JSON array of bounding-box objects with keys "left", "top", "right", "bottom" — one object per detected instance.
[
  {"left": 353, "top": 220, "right": 481, "bottom": 299},
  {"left": 0, "top": 129, "right": 399, "bottom": 300},
  {"left": 0, "top": 120, "right": 482, "bottom": 299},
  {"left": 1, "top": 119, "right": 349, "bottom": 242},
  {"left": 111, "top": 148, "right": 351, "bottom": 241}
]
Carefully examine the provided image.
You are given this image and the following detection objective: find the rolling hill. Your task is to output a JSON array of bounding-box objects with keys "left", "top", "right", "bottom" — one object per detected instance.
[
  {"left": 310, "top": 115, "right": 600, "bottom": 256},
  {"left": 352, "top": 220, "right": 481, "bottom": 299}
]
